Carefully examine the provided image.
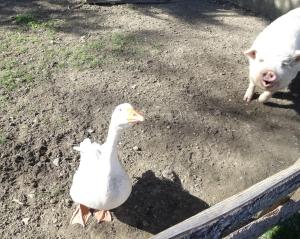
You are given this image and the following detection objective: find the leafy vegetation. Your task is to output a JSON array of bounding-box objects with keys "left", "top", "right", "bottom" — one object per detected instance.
[
  {"left": 14, "top": 13, "right": 61, "bottom": 31},
  {"left": 0, "top": 131, "right": 6, "bottom": 145},
  {"left": 15, "top": 13, "right": 38, "bottom": 25},
  {"left": 260, "top": 213, "right": 300, "bottom": 239},
  {"left": 62, "top": 40, "right": 105, "bottom": 68}
]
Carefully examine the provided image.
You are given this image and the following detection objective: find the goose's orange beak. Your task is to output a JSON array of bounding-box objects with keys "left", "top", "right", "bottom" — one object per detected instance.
[{"left": 127, "top": 109, "right": 144, "bottom": 123}]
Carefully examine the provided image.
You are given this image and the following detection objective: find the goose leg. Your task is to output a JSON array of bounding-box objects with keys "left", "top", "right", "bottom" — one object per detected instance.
[
  {"left": 70, "top": 204, "right": 91, "bottom": 227},
  {"left": 94, "top": 210, "right": 112, "bottom": 223}
]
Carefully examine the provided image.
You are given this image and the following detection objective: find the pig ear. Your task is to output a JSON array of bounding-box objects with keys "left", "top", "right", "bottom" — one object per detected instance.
[
  {"left": 295, "top": 50, "right": 300, "bottom": 62},
  {"left": 244, "top": 49, "right": 256, "bottom": 60}
]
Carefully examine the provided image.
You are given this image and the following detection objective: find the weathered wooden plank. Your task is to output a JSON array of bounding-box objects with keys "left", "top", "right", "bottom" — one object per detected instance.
[
  {"left": 86, "top": 0, "right": 174, "bottom": 4},
  {"left": 151, "top": 160, "right": 300, "bottom": 239},
  {"left": 225, "top": 198, "right": 300, "bottom": 239}
]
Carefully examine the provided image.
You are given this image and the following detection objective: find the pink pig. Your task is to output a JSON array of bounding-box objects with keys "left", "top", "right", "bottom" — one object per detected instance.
[{"left": 244, "top": 8, "right": 300, "bottom": 103}]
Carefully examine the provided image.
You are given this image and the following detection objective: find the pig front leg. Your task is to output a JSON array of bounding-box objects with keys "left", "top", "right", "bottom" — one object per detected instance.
[
  {"left": 258, "top": 91, "right": 273, "bottom": 103},
  {"left": 243, "top": 81, "right": 256, "bottom": 102}
]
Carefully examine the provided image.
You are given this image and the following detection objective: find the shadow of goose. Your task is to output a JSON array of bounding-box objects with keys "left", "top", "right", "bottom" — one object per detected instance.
[{"left": 113, "top": 170, "right": 209, "bottom": 234}]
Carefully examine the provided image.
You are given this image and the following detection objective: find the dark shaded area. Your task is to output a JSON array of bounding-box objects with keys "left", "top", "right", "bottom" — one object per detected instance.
[
  {"left": 265, "top": 73, "right": 300, "bottom": 115},
  {"left": 0, "top": 0, "right": 255, "bottom": 35},
  {"left": 0, "top": 0, "right": 70, "bottom": 22},
  {"left": 130, "top": 0, "right": 243, "bottom": 26},
  {"left": 0, "top": 0, "right": 108, "bottom": 35},
  {"left": 87, "top": 0, "right": 173, "bottom": 4},
  {"left": 113, "top": 170, "right": 209, "bottom": 234},
  {"left": 227, "top": 0, "right": 299, "bottom": 20},
  {"left": 266, "top": 213, "right": 300, "bottom": 239}
]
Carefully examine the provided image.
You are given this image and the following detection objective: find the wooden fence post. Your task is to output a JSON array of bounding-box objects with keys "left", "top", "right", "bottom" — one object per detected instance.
[{"left": 151, "top": 159, "right": 300, "bottom": 239}]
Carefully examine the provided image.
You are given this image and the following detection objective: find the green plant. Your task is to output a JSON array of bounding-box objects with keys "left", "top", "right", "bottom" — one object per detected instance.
[
  {"left": 111, "top": 32, "right": 136, "bottom": 53},
  {"left": 111, "top": 33, "right": 126, "bottom": 51},
  {"left": 15, "top": 13, "right": 38, "bottom": 25},
  {"left": 0, "top": 68, "right": 33, "bottom": 90},
  {"left": 0, "top": 131, "right": 6, "bottom": 145},
  {"left": 127, "top": 4, "right": 137, "bottom": 10},
  {"left": 260, "top": 213, "right": 300, "bottom": 239},
  {"left": 0, "top": 95, "right": 8, "bottom": 106},
  {"left": 63, "top": 40, "right": 105, "bottom": 68},
  {"left": 14, "top": 13, "right": 62, "bottom": 31}
]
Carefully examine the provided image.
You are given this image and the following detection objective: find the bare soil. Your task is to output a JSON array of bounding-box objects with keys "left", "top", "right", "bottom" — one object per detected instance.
[{"left": 1, "top": 0, "right": 300, "bottom": 238}]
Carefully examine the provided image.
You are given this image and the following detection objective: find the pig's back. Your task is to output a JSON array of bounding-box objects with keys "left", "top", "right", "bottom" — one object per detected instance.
[{"left": 252, "top": 8, "right": 300, "bottom": 56}]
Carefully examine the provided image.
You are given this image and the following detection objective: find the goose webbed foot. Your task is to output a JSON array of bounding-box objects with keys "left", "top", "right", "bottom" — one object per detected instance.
[
  {"left": 94, "top": 210, "right": 112, "bottom": 223},
  {"left": 70, "top": 204, "right": 91, "bottom": 227}
]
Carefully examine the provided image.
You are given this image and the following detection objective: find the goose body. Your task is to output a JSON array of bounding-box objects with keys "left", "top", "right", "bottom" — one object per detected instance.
[
  {"left": 69, "top": 103, "right": 144, "bottom": 227},
  {"left": 70, "top": 138, "right": 132, "bottom": 210}
]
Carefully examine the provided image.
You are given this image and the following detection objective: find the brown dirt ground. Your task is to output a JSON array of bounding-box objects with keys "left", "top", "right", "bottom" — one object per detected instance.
[{"left": 1, "top": 0, "right": 300, "bottom": 238}]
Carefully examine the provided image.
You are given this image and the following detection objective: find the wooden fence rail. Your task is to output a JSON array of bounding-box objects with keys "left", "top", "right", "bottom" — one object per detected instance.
[
  {"left": 151, "top": 159, "right": 300, "bottom": 239},
  {"left": 225, "top": 197, "right": 300, "bottom": 239},
  {"left": 86, "top": 0, "right": 174, "bottom": 4}
]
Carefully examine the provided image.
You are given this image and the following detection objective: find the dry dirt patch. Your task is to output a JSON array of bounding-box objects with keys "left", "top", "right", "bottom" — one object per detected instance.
[{"left": 1, "top": 0, "right": 300, "bottom": 238}]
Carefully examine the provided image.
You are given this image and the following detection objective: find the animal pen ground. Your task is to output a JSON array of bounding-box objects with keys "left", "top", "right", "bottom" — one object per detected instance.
[{"left": 0, "top": 0, "right": 300, "bottom": 238}]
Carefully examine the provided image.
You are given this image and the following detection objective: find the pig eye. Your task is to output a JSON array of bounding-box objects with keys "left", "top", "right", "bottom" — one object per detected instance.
[
  {"left": 282, "top": 61, "right": 291, "bottom": 67},
  {"left": 258, "top": 59, "right": 264, "bottom": 63}
]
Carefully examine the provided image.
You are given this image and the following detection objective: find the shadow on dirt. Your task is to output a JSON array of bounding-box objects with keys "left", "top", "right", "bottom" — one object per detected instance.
[
  {"left": 0, "top": 0, "right": 108, "bottom": 35},
  {"left": 265, "top": 73, "right": 300, "bottom": 115},
  {"left": 128, "top": 0, "right": 249, "bottom": 27},
  {"left": 113, "top": 170, "right": 209, "bottom": 234},
  {"left": 0, "top": 0, "right": 249, "bottom": 35},
  {"left": 0, "top": 0, "right": 70, "bottom": 21}
]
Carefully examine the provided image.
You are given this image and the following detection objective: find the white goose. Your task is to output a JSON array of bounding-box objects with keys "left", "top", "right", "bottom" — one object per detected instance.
[{"left": 70, "top": 103, "right": 144, "bottom": 227}]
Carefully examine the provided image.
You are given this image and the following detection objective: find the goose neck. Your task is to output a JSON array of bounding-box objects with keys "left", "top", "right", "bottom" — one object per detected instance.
[{"left": 106, "top": 124, "right": 122, "bottom": 149}]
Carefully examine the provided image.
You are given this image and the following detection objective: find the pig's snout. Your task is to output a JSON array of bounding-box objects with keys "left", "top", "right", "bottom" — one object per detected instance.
[
  {"left": 262, "top": 70, "right": 276, "bottom": 81},
  {"left": 261, "top": 70, "right": 277, "bottom": 88}
]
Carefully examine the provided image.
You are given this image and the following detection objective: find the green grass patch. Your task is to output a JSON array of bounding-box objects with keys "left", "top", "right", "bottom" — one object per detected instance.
[
  {"left": 0, "top": 95, "right": 8, "bottom": 106},
  {"left": 14, "top": 13, "right": 62, "bottom": 31},
  {"left": 0, "top": 29, "right": 152, "bottom": 91},
  {"left": 260, "top": 213, "right": 300, "bottom": 239},
  {"left": 0, "top": 32, "right": 43, "bottom": 90},
  {"left": 111, "top": 32, "right": 127, "bottom": 52},
  {"left": 0, "top": 68, "right": 33, "bottom": 90},
  {"left": 0, "top": 131, "right": 6, "bottom": 145},
  {"left": 127, "top": 4, "right": 138, "bottom": 10},
  {"left": 61, "top": 40, "right": 105, "bottom": 68},
  {"left": 111, "top": 32, "right": 137, "bottom": 54},
  {"left": 15, "top": 13, "right": 38, "bottom": 25}
]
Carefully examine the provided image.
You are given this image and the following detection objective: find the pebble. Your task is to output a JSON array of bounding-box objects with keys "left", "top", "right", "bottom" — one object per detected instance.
[
  {"left": 142, "top": 220, "right": 149, "bottom": 227},
  {"left": 52, "top": 158, "right": 60, "bottom": 167},
  {"left": 31, "top": 181, "right": 38, "bottom": 188},
  {"left": 9, "top": 122, "right": 16, "bottom": 126},
  {"left": 65, "top": 199, "right": 73, "bottom": 208},
  {"left": 50, "top": 198, "right": 58, "bottom": 204},
  {"left": 86, "top": 128, "right": 94, "bottom": 134},
  {"left": 27, "top": 193, "right": 35, "bottom": 199},
  {"left": 33, "top": 118, "right": 39, "bottom": 125},
  {"left": 12, "top": 198, "right": 24, "bottom": 205},
  {"left": 22, "top": 217, "right": 30, "bottom": 225},
  {"left": 162, "top": 168, "right": 176, "bottom": 182},
  {"left": 147, "top": 60, "right": 153, "bottom": 64},
  {"left": 133, "top": 146, "right": 140, "bottom": 151}
]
